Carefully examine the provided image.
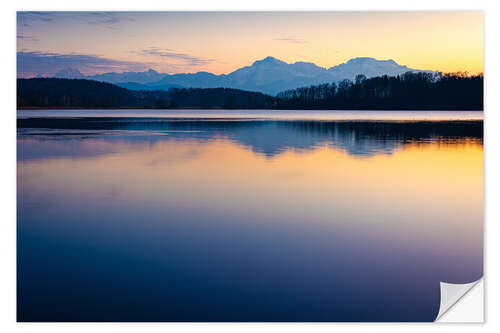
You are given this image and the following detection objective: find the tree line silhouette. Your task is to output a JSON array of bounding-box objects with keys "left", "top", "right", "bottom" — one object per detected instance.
[
  {"left": 276, "top": 72, "right": 483, "bottom": 110},
  {"left": 18, "top": 72, "right": 483, "bottom": 110}
]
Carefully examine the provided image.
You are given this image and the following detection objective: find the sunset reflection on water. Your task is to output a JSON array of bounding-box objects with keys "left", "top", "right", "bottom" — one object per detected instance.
[{"left": 17, "top": 117, "right": 483, "bottom": 321}]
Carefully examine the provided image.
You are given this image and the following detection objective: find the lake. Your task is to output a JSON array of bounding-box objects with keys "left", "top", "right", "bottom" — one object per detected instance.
[{"left": 17, "top": 110, "right": 483, "bottom": 321}]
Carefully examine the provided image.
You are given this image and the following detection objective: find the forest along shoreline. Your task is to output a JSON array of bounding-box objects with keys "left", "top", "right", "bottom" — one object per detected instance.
[{"left": 17, "top": 72, "right": 483, "bottom": 111}]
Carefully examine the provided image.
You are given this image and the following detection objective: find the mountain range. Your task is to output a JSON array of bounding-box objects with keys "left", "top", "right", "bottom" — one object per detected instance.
[{"left": 54, "top": 56, "right": 434, "bottom": 95}]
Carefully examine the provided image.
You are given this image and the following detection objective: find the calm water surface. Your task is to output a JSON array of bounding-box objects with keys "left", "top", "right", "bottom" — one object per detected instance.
[{"left": 17, "top": 110, "right": 483, "bottom": 321}]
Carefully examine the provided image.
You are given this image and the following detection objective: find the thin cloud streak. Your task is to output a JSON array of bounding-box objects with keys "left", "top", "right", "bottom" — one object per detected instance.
[
  {"left": 139, "top": 47, "right": 217, "bottom": 67},
  {"left": 17, "top": 51, "right": 150, "bottom": 77},
  {"left": 17, "top": 12, "right": 135, "bottom": 29},
  {"left": 17, "top": 34, "right": 39, "bottom": 42},
  {"left": 274, "top": 37, "right": 308, "bottom": 44}
]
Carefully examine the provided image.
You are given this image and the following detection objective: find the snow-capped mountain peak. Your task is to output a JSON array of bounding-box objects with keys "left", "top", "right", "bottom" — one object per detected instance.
[{"left": 55, "top": 56, "right": 433, "bottom": 95}]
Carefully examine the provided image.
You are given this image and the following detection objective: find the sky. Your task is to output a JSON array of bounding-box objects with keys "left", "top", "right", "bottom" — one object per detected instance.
[{"left": 17, "top": 11, "right": 484, "bottom": 77}]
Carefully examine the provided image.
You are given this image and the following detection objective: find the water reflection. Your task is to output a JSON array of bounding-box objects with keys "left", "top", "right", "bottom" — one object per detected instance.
[
  {"left": 17, "top": 117, "right": 483, "bottom": 322},
  {"left": 17, "top": 118, "right": 483, "bottom": 159}
]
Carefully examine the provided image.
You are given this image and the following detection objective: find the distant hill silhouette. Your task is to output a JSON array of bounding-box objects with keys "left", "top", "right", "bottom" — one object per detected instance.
[
  {"left": 115, "top": 82, "right": 183, "bottom": 91},
  {"left": 17, "top": 78, "right": 274, "bottom": 109},
  {"left": 49, "top": 56, "right": 434, "bottom": 95},
  {"left": 54, "top": 68, "right": 84, "bottom": 79}
]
